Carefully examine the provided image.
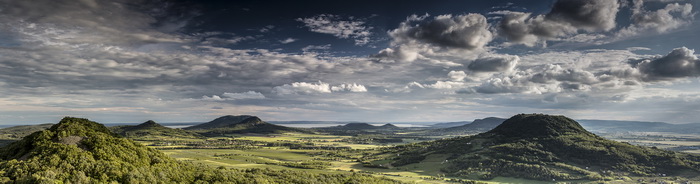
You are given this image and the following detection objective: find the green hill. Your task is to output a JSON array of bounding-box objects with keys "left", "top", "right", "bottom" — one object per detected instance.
[
  {"left": 0, "top": 117, "right": 400, "bottom": 183},
  {"left": 110, "top": 120, "right": 201, "bottom": 139},
  {"left": 384, "top": 114, "right": 700, "bottom": 181},
  {"left": 185, "top": 115, "right": 311, "bottom": 134},
  {"left": 380, "top": 123, "right": 399, "bottom": 129},
  {"left": 326, "top": 123, "right": 378, "bottom": 130}
]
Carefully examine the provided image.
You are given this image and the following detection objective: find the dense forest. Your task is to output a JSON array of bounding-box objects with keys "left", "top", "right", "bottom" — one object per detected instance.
[{"left": 0, "top": 117, "right": 401, "bottom": 183}]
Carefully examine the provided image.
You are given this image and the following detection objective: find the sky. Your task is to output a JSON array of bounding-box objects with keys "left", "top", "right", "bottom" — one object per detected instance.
[{"left": 1, "top": 0, "right": 700, "bottom": 124}]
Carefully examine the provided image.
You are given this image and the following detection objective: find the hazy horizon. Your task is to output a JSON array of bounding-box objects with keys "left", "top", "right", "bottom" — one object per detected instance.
[
  {"left": 1, "top": 0, "right": 700, "bottom": 125},
  {"left": 1, "top": 113, "right": 694, "bottom": 127}
]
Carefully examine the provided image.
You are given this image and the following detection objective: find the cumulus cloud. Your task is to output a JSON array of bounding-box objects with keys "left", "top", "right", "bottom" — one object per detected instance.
[
  {"left": 223, "top": 91, "right": 266, "bottom": 99},
  {"left": 371, "top": 46, "right": 421, "bottom": 62},
  {"left": 547, "top": 0, "right": 619, "bottom": 31},
  {"left": 467, "top": 55, "right": 519, "bottom": 72},
  {"left": 403, "top": 80, "right": 465, "bottom": 90},
  {"left": 457, "top": 49, "right": 655, "bottom": 95},
  {"left": 389, "top": 13, "right": 493, "bottom": 50},
  {"left": 448, "top": 71, "right": 467, "bottom": 81},
  {"left": 297, "top": 14, "right": 373, "bottom": 45},
  {"left": 634, "top": 47, "right": 700, "bottom": 80},
  {"left": 531, "top": 64, "right": 599, "bottom": 84},
  {"left": 273, "top": 81, "right": 368, "bottom": 95},
  {"left": 371, "top": 14, "right": 493, "bottom": 64},
  {"left": 273, "top": 81, "right": 332, "bottom": 95},
  {"left": 468, "top": 75, "right": 538, "bottom": 94},
  {"left": 497, "top": 0, "right": 620, "bottom": 46},
  {"left": 331, "top": 83, "right": 368, "bottom": 92},
  {"left": 425, "top": 81, "right": 465, "bottom": 89},
  {"left": 617, "top": 0, "right": 695, "bottom": 38}
]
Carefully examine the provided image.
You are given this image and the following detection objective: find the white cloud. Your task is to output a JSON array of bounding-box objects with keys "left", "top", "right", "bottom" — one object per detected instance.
[
  {"left": 272, "top": 81, "right": 368, "bottom": 95},
  {"left": 279, "top": 38, "right": 298, "bottom": 44},
  {"left": 297, "top": 14, "right": 373, "bottom": 45},
  {"left": 273, "top": 81, "right": 332, "bottom": 95},
  {"left": 617, "top": 0, "right": 695, "bottom": 38},
  {"left": 425, "top": 81, "right": 465, "bottom": 89},
  {"left": 372, "top": 46, "right": 421, "bottom": 62},
  {"left": 202, "top": 95, "right": 225, "bottom": 101},
  {"left": 222, "top": 91, "right": 266, "bottom": 99},
  {"left": 448, "top": 71, "right": 467, "bottom": 81},
  {"left": 331, "top": 83, "right": 368, "bottom": 92}
]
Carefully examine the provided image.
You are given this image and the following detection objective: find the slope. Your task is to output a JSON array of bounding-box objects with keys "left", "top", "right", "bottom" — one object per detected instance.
[
  {"left": 430, "top": 121, "right": 471, "bottom": 128},
  {"left": 428, "top": 117, "right": 505, "bottom": 135},
  {"left": 0, "top": 124, "right": 53, "bottom": 139},
  {"left": 385, "top": 114, "right": 700, "bottom": 181},
  {"left": 0, "top": 124, "right": 54, "bottom": 146}
]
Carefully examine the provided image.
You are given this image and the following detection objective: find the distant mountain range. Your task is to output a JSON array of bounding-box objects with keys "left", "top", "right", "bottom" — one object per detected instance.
[
  {"left": 385, "top": 114, "right": 700, "bottom": 181},
  {"left": 2, "top": 116, "right": 699, "bottom": 139}
]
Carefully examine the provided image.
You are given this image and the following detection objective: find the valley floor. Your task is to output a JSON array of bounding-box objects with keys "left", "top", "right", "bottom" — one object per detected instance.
[{"left": 136, "top": 133, "right": 699, "bottom": 184}]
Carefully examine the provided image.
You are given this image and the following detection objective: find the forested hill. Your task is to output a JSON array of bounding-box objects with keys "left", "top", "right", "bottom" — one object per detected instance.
[
  {"left": 110, "top": 120, "right": 201, "bottom": 139},
  {"left": 387, "top": 114, "right": 700, "bottom": 181},
  {"left": 0, "top": 117, "right": 400, "bottom": 183},
  {"left": 185, "top": 115, "right": 310, "bottom": 134},
  {"left": 322, "top": 122, "right": 399, "bottom": 130}
]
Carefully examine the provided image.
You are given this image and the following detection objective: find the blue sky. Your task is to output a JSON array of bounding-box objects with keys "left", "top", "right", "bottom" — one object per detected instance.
[{"left": 1, "top": 0, "right": 700, "bottom": 124}]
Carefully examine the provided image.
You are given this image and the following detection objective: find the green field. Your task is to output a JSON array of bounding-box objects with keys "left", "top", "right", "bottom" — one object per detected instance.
[
  {"left": 143, "top": 134, "right": 463, "bottom": 184},
  {"left": 139, "top": 132, "right": 700, "bottom": 184},
  {"left": 605, "top": 132, "right": 700, "bottom": 153}
]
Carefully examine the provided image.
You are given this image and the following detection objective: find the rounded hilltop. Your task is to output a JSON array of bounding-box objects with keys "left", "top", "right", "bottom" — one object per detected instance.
[{"left": 488, "top": 113, "right": 594, "bottom": 138}]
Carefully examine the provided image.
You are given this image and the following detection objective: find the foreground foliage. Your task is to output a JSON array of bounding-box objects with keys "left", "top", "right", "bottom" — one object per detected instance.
[{"left": 0, "top": 117, "right": 401, "bottom": 184}]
